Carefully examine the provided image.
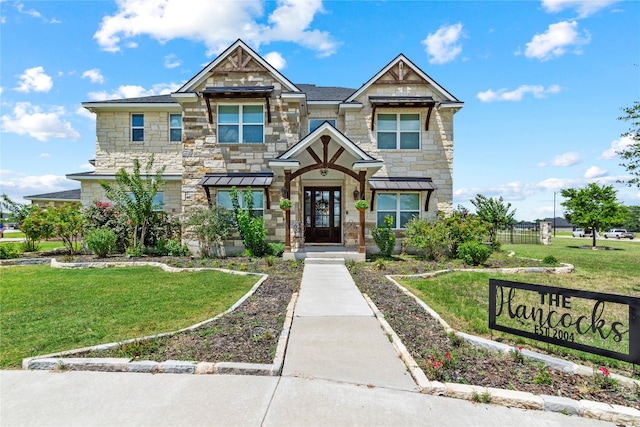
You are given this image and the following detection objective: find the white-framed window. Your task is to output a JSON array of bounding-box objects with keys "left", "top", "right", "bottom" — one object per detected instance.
[
  {"left": 169, "top": 114, "right": 182, "bottom": 142},
  {"left": 309, "top": 118, "right": 336, "bottom": 133},
  {"left": 377, "top": 113, "right": 420, "bottom": 149},
  {"left": 218, "top": 104, "right": 264, "bottom": 143},
  {"left": 217, "top": 189, "right": 264, "bottom": 218},
  {"left": 131, "top": 114, "right": 144, "bottom": 142},
  {"left": 376, "top": 193, "right": 420, "bottom": 228}
]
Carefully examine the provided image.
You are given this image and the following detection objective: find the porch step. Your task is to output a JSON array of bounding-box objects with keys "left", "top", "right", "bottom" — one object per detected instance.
[{"left": 304, "top": 257, "right": 346, "bottom": 265}]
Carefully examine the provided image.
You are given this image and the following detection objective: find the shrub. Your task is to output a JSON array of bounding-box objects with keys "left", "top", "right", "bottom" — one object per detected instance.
[
  {"left": 20, "top": 208, "right": 54, "bottom": 252},
  {"left": 85, "top": 228, "right": 117, "bottom": 258},
  {"left": 404, "top": 216, "right": 451, "bottom": 260},
  {"left": 542, "top": 255, "right": 559, "bottom": 266},
  {"left": 0, "top": 243, "right": 23, "bottom": 259},
  {"left": 457, "top": 241, "right": 492, "bottom": 266},
  {"left": 230, "top": 187, "right": 268, "bottom": 257},
  {"left": 267, "top": 242, "right": 285, "bottom": 257},
  {"left": 156, "top": 239, "right": 190, "bottom": 257},
  {"left": 83, "top": 201, "right": 131, "bottom": 253},
  {"left": 372, "top": 215, "right": 396, "bottom": 258},
  {"left": 186, "top": 205, "right": 234, "bottom": 258}
]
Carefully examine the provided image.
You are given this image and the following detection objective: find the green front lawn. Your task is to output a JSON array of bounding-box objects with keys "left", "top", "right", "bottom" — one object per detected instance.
[{"left": 0, "top": 265, "right": 258, "bottom": 368}]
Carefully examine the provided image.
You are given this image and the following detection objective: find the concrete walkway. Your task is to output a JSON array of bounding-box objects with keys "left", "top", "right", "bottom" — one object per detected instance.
[{"left": 0, "top": 260, "right": 616, "bottom": 426}]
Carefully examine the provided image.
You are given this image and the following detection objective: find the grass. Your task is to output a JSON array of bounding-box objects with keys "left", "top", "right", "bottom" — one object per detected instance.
[
  {"left": 0, "top": 265, "right": 259, "bottom": 368},
  {"left": 397, "top": 238, "right": 640, "bottom": 370}
]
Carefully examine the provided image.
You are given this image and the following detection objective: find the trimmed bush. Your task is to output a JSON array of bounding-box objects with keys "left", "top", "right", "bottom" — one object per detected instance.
[
  {"left": 457, "top": 241, "right": 492, "bottom": 266},
  {"left": 85, "top": 228, "right": 117, "bottom": 258},
  {"left": 372, "top": 215, "right": 395, "bottom": 258},
  {"left": 0, "top": 243, "right": 23, "bottom": 259}
]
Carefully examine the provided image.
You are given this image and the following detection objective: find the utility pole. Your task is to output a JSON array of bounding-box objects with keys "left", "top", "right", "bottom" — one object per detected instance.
[{"left": 553, "top": 191, "right": 556, "bottom": 237}]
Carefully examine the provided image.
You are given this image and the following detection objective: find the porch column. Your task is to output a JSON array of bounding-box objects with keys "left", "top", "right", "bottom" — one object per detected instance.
[
  {"left": 284, "top": 170, "right": 291, "bottom": 253},
  {"left": 285, "top": 209, "right": 291, "bottom": 252},
  {"left": 358, "top": 209, "right": 366, "bottom": 254}
]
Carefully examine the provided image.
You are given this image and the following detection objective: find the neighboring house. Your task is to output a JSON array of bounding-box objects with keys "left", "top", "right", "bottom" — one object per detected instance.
[
  {"left": 24, "top": 189, "right": 81, "bottom": 209},
  {"left": 543, "top": 217, "right": 575, "bottom": 233},
  {"left": 68, "top": 39, "right": 463, "bottom": 256}
]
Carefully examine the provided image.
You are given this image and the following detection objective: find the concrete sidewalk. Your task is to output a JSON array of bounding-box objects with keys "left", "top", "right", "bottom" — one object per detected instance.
[
  {"left": 281, "top": 258, "right": 416, "bottom": 390},
  {"left": 0, "top": 260, "right": 617, "bottom": 426}
]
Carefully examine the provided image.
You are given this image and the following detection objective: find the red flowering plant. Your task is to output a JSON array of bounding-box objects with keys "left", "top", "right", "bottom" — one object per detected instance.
[
  {"left": 424, "top": 349, "right": 458, "bottom": 382},
  {"left": 83, "top": 200, "right": 132, "bottom": 253},
  {"left": 594, "top": 366, "right": 619, "bottom": 391},
  {"left": 510, "top": 345, "right": 525, "bottom": 364}
]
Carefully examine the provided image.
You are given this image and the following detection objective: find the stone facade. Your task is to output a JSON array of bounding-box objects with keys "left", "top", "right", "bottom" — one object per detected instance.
[{"left": 73, "top": 40, "right": 462, "bottom": 254}]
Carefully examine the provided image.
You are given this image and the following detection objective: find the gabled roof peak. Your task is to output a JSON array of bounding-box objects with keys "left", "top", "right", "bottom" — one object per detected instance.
[{"left": 177, "top": 39, "right": 299, "bottom": 94}]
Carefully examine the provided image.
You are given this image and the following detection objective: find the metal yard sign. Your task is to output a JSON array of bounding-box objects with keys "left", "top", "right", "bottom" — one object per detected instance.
[{"left": 489, "top": 279, "right": 640, "bottom": 364}]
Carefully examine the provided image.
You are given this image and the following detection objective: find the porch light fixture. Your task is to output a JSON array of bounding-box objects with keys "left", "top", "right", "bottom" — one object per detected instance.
[
  {"left": 320, "top": 168, "right": 328, "bottom": 176},
  {"left": 280, "top": 186, "right": 289, "bottom": 198},
  {"left": 353, "top": 188, "right": 360, "bottom": 200}
]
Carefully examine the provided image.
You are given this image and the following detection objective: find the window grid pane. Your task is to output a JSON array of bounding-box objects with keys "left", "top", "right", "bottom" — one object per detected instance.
[
  {"left": 377, "top": 113, "right": 421, "bottom": 149},
  {"left": 170, "top": 114, "right": 182, "bottom": 142},
  {"left": 218, "top": 105, "right": 264, "bottom": 143},
  {"left": 377, "top": 193, "right": 419, "bottom": 229},
  {"left": 132, "top": 114, "right": 144, "bottom": 142}
]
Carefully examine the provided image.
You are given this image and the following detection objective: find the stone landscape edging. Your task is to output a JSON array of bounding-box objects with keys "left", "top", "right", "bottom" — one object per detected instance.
[
  {"left": 22, "top": 259, "right": 298, "bottom": 377},
  {"left": 374, "top": 269, "right": 640, "bottom": 426}
]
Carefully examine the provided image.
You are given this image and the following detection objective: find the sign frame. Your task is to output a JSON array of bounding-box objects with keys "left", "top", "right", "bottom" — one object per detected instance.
[{"left": 489, "top": 279, "right": 640, "bottom": 364}]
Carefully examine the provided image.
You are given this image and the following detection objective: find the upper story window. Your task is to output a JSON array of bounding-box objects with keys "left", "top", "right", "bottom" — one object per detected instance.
[
  {"left": 169, "top": 114, "right": 182, "bottom": 142},
  {"left": 376, "top": 193, "right": 420, "bottom": 229},
  {"left": 131, "top": 114, "right": 144, "bottom": 142},
  {"left": 377, "top": 113, "right": 420, "bottom": 149},
  {"left": 217, "top": 189, "right": 264, "bottom": 218},
  {"left": 218, "top": 105, "right": 264, "bottom": 144},
  {"left": 309, "top": 119, "right": 336, "bottom": 133}
]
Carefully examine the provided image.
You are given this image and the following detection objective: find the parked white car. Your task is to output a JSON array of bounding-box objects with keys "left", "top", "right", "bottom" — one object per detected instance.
[
  {"left": 603, "top": 229, "right": 635, "bottom": 239},
  {"left": 572, "top": 228, "right": 598, "bottom": 238}
]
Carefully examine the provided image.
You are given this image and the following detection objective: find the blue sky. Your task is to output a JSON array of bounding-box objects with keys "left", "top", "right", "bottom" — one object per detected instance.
[{"left": 1, "top": 0, "right": 638, "bottom": 221}]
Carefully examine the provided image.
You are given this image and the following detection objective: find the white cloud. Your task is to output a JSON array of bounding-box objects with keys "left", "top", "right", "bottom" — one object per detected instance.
[
  {"left": 164, "top": 54, "right": 182, "bottom": 69},
  {"left": 14, "top": 2, "right": 60, "bottom": 24},
  {"left": 94, "top": 0, "right": 337, "bottom": 57},
  {"left": 600, "top": 134, "right": 635, "bottom": 160},
  {"left": 82, "top": 68, "right": 105, "bottom": 84},
  {"left": 584, "top": 166, "right": 608, "bottom": 179},
  {"left": 477, "top": 84, "right": 561, "bottom": 102},
  {"left": 87, "top": 82, "right": 181, "bottom": 101},
  {"left": 538, "top": 151, "right": 581, "bottom": 167},
  {"left": 1, "top": 102, "right": 80, "bottom": 142},
  {"left": 421, "top": 23, "right": 463, "bottom": 65},
  {"left": 524, "top": 20, "right": 590, "bottom": 61},
  {"left": 76, "top": 106, "right": 96, "bottom": 121},
  {"left": 15, "top": 66, "right": 53, "bottom": 93},
  {"left": 0, "top": 171, "right": 78, "bottom": 203},
  {"left": 263, "top": 51, "right": 286, "bottom": 70},
  {"left": 541, "top": 0, "right": 619, "bottom": 18}
]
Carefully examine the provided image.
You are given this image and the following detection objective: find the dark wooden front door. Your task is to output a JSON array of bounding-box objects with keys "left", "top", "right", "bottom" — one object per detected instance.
[{"left": 304, "top": 187, "right": 341, "bottom": 243}]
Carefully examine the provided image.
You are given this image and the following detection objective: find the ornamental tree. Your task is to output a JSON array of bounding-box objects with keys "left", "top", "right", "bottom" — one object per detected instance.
[
  {"left": 100, "top": 155, "right": 166, "bottom": 251},
  {"left": 561, "top": 183, "right": 628, "bottom": 247},
  {"left": 470, "top": 194, "right": 516, "bottom": 247}
]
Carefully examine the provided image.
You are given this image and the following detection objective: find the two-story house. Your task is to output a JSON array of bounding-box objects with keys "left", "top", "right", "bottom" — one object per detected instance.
[{"left": 69, "top": 39, "right": 463, "bottom": 259}]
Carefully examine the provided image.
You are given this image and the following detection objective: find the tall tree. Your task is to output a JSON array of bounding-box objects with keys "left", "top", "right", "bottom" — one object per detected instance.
[
  {"left": 561, "top": 183, "right": 627, "bottom": 247},
  {"left": 617, "top": 100, "right": 640, "bottom": 189},
  {"left": 470, "top": 194, "right": 516, "bottom": 246},
  {"left": 100, "top": 156, "right": 166, "bottom": 251}
]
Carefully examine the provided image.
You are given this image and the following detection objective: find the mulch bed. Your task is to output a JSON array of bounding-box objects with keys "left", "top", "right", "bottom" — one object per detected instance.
[{"left": 44, "top": 251, "right": 639, "bottom": 410}]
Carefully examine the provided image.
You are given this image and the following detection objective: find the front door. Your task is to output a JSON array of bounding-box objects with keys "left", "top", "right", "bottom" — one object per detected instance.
[{"left": 304, "top": 187, "right": 341, "bottom": 243}]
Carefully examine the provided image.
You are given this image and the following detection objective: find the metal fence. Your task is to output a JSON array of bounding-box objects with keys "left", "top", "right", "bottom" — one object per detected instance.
[{"left": 495, "top": 223, "right": 541, "bottom": 245}]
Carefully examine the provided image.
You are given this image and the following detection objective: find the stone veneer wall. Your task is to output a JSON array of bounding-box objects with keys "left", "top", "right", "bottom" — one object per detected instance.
[
  {"left": 94, "top": 110, "right": 183, "bottom": 174},
  {"left": 179, "top": 71, "right": 303, "bottom": 251},
  {"left": 343, "top": 83, "right": 455, "bottom": 218}
]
